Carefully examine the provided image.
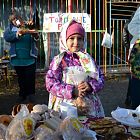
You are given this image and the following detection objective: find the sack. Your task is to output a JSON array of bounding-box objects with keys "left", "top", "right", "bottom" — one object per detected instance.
[{"left": 72, "top": 97, "right": 92, "bottom": 116}]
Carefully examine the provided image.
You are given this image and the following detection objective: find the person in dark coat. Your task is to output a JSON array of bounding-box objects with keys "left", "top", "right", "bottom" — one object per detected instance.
[
  {"left": 4, "top": 11, "right": 39, "bottom": 103},
  {"left": 123, "top": 5, "right": 140, "bottom": 109},
  {"left": 122, "top": 19, "right": 133, "bottom": 107}
]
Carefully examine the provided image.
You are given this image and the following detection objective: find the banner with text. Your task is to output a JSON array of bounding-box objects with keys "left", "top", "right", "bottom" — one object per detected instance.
[{"left": 43, "top": 13, "right": 91, "bottom": 32}]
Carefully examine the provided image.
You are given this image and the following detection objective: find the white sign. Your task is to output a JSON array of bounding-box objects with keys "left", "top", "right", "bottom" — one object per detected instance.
[{"left": 43, "top": 13, "right": 91, "bottom": 32}]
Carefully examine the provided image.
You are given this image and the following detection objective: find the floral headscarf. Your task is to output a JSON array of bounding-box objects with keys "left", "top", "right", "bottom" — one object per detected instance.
[{"left": 52, "top": 20, "right": 99, "bottom": 80}]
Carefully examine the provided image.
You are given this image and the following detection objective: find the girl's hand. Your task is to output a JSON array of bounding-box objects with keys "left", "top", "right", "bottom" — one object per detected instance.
[
  {"left": 78, "top": 81, "right": 92, "bottom": 93},
  {"left": 78, "top": 91, "right": 86, "bottom": 97}
]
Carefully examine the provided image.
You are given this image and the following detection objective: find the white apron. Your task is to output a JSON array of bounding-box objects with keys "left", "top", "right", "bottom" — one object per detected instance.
[{"left": 48, "top": 66, "right": 105, "bottom": 117}]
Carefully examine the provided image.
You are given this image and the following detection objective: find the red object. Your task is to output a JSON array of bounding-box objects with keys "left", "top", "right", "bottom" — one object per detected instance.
[
  {"left": 66, "top": 20, "right": 85, "bottom": 40},
  {"left": 68, "top": 0, "right": 73, "bottom": 13}
]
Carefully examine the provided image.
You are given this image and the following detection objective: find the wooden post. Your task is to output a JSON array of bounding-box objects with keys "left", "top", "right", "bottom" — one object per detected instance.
[{"left": 68, "top": 0, "right": 72, "bottom": 13}]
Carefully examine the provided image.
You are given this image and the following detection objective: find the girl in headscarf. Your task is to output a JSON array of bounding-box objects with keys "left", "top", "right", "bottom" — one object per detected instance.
[{"left": 45, "top": 20, "right": 105, "bottom": 117}]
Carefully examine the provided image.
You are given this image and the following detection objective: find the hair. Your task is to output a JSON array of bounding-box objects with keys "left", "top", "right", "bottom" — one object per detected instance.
[{"left": 8, "top": 10, "right": 22, "bottom": 22}]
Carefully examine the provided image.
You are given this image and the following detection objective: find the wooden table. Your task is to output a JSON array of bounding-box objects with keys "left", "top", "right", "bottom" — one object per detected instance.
[{"left": 0, "top": 59, "right": 10, "bottom": 86}]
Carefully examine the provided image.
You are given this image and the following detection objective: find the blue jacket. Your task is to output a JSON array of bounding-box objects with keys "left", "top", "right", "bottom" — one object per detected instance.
[{"left": 4, "top": 23, "right": 38, "bottom": 58}]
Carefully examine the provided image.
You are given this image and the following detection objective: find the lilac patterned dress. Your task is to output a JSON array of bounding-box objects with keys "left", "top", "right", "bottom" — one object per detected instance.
[{"left": 46, "top": 52, "right": 105, "bottom": 117}]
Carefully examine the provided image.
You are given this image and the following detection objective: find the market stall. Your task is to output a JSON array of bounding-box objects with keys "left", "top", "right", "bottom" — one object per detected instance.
[{"left": 0, "top": 103, "right": 140, "bottom": 140}]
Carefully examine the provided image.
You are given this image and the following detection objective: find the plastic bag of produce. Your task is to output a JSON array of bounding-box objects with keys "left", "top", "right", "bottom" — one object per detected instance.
[
  {"left": 34, "top": 124, "right": 54, "bottom": 140},
  {"left": 5, "top": 104, "right": 36, "bottom": 140},
  {"left": 0, "top": 123, "right": 7, "bottom": 139},
  {"left": 59, "top": 117, "right": 85, "bottom": 140}
]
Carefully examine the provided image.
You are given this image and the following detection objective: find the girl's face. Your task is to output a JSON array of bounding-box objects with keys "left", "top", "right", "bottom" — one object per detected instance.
[{"left": 66, "top": 34, "right": 84, "bottom": 52}]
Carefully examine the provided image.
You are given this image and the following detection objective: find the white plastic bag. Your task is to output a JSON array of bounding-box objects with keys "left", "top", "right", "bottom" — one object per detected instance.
[
  {"left": 0, "top": 124, "right": 7, "bottom": 139},
  {"left": 5, "top": 105, "right": 36, "bottom": 140},
  {"left": 59, "top": 102, "right": 78, "bottom": 119},
  {"left": 101, "top": 28, "right": 113, "bottom": 48},
  {"left": 59, "top": 117, "right": 85, "bottom": 140},
  {"left": 64, "top": 66, "right": 88, "bottom": 85}
]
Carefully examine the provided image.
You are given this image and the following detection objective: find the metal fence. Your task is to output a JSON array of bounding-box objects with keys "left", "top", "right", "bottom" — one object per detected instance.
[{"left": 0, "top": 0, "right": 139, "bottom": 74}]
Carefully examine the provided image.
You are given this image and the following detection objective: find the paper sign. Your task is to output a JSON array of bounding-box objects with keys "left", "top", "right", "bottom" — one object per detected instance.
[{"left": 43, "top": 13, "right": 91, "bottom": 32}]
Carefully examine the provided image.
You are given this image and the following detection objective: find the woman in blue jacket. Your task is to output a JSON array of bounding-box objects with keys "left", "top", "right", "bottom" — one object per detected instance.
[{"left": 4, "top": 11, "right": 39, "bottom": 103}]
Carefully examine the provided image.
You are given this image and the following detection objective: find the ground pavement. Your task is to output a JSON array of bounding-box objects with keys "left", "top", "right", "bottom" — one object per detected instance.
[
  {"left": 99, "top": 78, "right": 129, "bottom": 116},
  {"left": 0, "top": 77, "right": 129, "bottom": 116}
]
